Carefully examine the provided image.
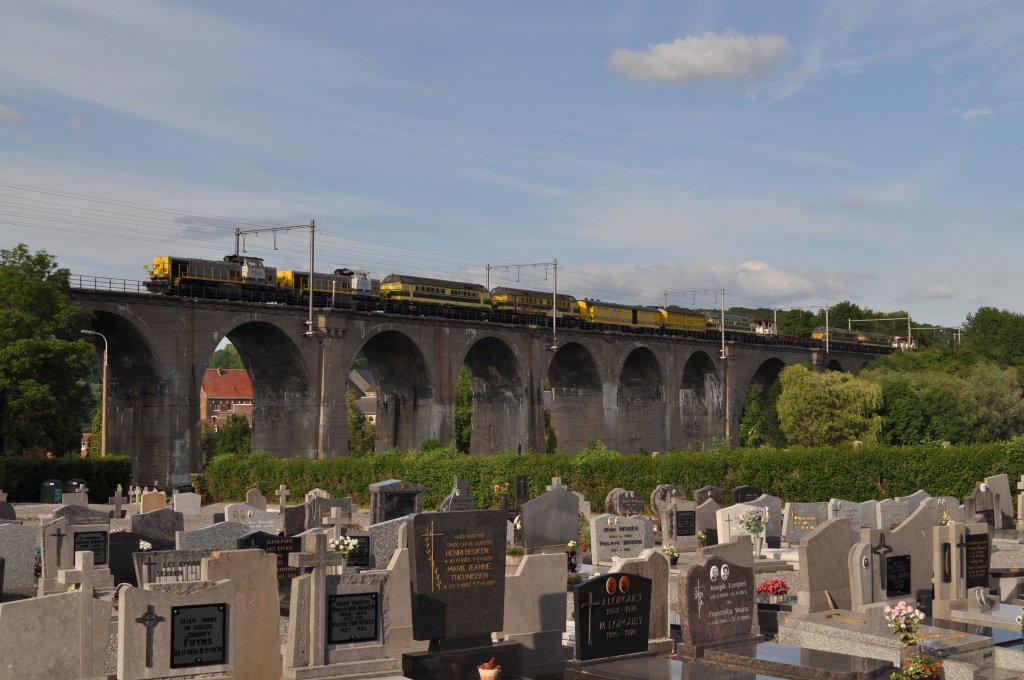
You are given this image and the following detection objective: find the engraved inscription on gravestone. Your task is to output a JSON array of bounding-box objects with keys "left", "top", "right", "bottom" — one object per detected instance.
[
  {"left": 328, "top": 592, "right": 379, "bottom": 644},
  {"left": 965, "top": 534, "right": 990, "bottom": 590},
  {"left": 676, "top": 510, "right": 696, "bottom": 537},
  {"left": 886, "top": 555, "right": 912, "bottom": 597},
  {"left": 410, "top": 510, "right": 505, "bottom": 640},
  {"left": 346, "top": 535, "right": 371, "bottom": 568},
  {"left": 237, "top": 532, "right": 301, "bottom": 584},
  {"left": 73, "top": 531, "right": 108, "bottom": 566},
  {"left": 573, "top": 573, "right": 652, "bottom": 662},
  {"left": 170, "top": 603, "right": 227, "bottom": 669}
]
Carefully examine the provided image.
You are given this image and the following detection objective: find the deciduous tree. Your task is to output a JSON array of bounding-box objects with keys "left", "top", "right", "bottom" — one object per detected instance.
[{"left": 776, "top": 364, "right": 883, "bottom": 446}]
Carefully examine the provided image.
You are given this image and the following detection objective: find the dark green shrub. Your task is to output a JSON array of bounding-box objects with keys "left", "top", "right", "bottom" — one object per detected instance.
[{"left": 0, "top": 455, "right": 132, "bottom": 502}]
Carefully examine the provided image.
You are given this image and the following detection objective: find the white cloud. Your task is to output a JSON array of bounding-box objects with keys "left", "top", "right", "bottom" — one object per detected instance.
[
  {"left": 960, "top": 107, "right": 993, "bottom": 123},
  {"left": 0, "top": 103, "right": 22, "bottom": 123},
  {"left": 734, "top": 261, "right": 816, "bottom": 298},
  {"left": 609, "top": 32, "right": 791, "bottom": 84},
  {"left": 921, "top": 284, "right": 955, "bottom": 299}
]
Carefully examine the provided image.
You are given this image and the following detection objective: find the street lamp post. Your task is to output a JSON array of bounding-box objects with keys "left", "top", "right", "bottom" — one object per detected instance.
[{"left": 81, "top": 330, "right": 108, "bottom": 457}]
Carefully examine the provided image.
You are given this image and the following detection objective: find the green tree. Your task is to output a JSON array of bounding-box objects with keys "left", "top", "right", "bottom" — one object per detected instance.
[
  {"left": 879, "top": 381, "right": 926, "bottom": 445},
  {"left": 739, "top": 384, "right": 768, "bottom": 447},
  {"left": 209, "top": 343, "right": 244, "bottom": 369},
  {"left": 0, "top": 244, "right": 94, "bottom": 454},
  {"left": 777, "top": 309, "right": 817, "bottom": 337},
  {"left": 455, "top": 366, "right": 472, "bottom": 453},
  {"left": 215, "top": 413, "right": 251, "bottom": 456},
  {"left": 199, "top": 419, "right": 218, "bottom": 466},
  {"left": 88, "top": 409, "right": 103, "bottom": 456},
  {"left": 776, "top": 364, "right": 883, "bottom": 446},
  {"left": 963, "top": 307, "right": 1024, "bottom": 365},
  {"left": 346, "top": 389, "right": 375, "bottom": 455}
]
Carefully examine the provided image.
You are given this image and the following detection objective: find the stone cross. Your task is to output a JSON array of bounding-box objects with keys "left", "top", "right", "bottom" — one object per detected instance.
[
  {"left": 276, "top": 484, "right": 290, "bottom": 514},
  {"left": 135, "top": 604, "right": 165, "bottom": 668},
  {"left": 546, "top": 476, "right": 566, "bottom": 491},
  {"left": 289, "top": 532, "right": 347, "bottom": 665},
  {"left": 321, "top": 506, "right": 348, "bottom": 540},
  {"left": 108, "top": 484, "right": 128, "bottom": 519},
  {"left": 58, "top": 551, "right": 101, "bottom": 677}
]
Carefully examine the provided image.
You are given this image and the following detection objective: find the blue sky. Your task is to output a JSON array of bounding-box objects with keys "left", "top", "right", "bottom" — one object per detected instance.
[{"left": 2, "top": 1, "right": 1022, "bottom": 328}]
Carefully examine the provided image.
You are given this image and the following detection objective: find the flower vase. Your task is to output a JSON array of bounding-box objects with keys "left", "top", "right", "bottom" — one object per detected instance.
[
  {"left": 669, "top": 555, "right": 679, "bottom": 566},
  {"left": 753, "top": 536, "right": 763, "bottom": 556},
  {"left": 566, "top": 550, "right": 577, "bottom": 573},
  {"left": 479, "top": 669, "right": 500, "bottom": 680}
]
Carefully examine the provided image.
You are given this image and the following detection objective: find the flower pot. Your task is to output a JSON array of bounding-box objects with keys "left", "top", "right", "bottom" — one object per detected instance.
[
  {"left": 479, "top": 669, "right": 500, "bottom": 680},
  {"left": 669, "top": 555, "right": 679, "bottom": 566},
  {"left": 566, "top": 550, "right": 577, "bottom": 573}
]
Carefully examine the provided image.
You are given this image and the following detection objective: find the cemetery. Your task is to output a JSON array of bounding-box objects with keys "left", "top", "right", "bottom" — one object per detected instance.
[{"left": 2, "top": 471, "right": 1024, "bottom": 680}]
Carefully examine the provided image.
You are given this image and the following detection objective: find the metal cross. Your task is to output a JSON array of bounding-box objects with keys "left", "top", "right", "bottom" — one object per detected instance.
[
  {"left": 871, "top": 534, "right": 893, "bottom": 589},
  {"left": 578, "top": 589, "right": 598, "bottom": 647},
  {"left": 955, "top": 533, "right": 968, "bottom": 582},
  {"left": 135, "top": 604, "right": 165, "bottom": 668},
  {"left": 52, "top": 526, "right": 68, "bottom": 568}
]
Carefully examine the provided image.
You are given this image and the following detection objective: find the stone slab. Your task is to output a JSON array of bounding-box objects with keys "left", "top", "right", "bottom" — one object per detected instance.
[
  {"left": 130, "top": 507, "right": 185, "bottom": 551},
  {"left": 175, "top": 521, "right": 250, "bottom": 551},
  {"left": 0, "top": 522, "right": 35, "bottom": 596},
  {"left": 590, "top": 513, "right": 654, "bottom": 565},
  {"left": 703, "top": 640, "right": 896, "bottom": 679}
]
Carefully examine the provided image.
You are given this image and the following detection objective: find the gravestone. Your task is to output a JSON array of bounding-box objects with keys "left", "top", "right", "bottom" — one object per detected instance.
[
  {"left": 282, "top": 504, "right": 306, "bottom": 536},
  {"left": 694, "top": 485, "right": 725, "bottom": 506},
  {"left": 61, "top": 489, "right": 88, "bottom": 506},
  {"left": 715, "top": 503, "right": 758, "bottom": 545},
  {"left": 923, "top": 496, "right": 964, "bottom": 526},
  {"left": 51, "top": 503, "right": 110, "bottom": 525},
  {"left": 932, "top": 521, "right": 991, "bottom": 618},
  {"left": 895, "top": 489, "right": 931, "bottom": 515},
  {"left": 108, "top": 484, "right": 129, "bottom": 519},
  {"left": 609, "top": 549, "right": 672, "bottom": 655},
  {"left": 589, "top": 513, "right": 654, "bottom": 565},
  {"left": 304, "top": 496, "right": 352, "bottom": 531},
  {"left": 649, "top": 483, "right": 686, "bottom": 525},
  {"left": 367, "top": 515, "right": 412, "bottom": 569},
  {"left": 130, "top": 506, "right": 185, "bottom": 551},
  {"left": 849, "top": 503, "right": 937, "bottom": 611},
  {"left": 246, "top": 487, "right": 268, "bottom": 510},
  {"left": 117, "top": 578, "right": 235, "bottom": 679},
  {"left": 513, "top": 474, "right": 529, "bottom": 512},
  {"left": 284, "top": 569, "right": 395, "bottom": 679},
  {"left": 875, "top": 498, "right": 910, "bottom": 530},
  {"left": 140, "top": 489, "right": 165, "bottom": 513},
  {"left": 827, "top": 498, "right": 862, "bottom": 531},
  {"left": 677, "top": 556, "right": 757, "bottom": 659},
  {"left": 0, "top": 522, "right": 35, "bottom": 596},
  {"left": 966, "top": 481, "right": 996, "bottom": 526},
  {"left": 345, "top": 533, "right": 372, "bottom": 569},
  {"left": 175, "top": 521, "right": 249, "bottom": 551},
  {"left": 985, "top": 473, "right": 1014, "bottom": 529},
  {"left": 403, "top": 509, "right": 522, "bottom": 680},
  {"left": 604, "top": 487, "right": 644, "bottom": 517},
  {"left": 224, "top": 502, "right": 280, "bottom": 534},
  {"left": 661, "top": 498, "right": 699, "bottom": 551},
  {"left": 0, "top": 551, "right": 112, "bottom": 680},
  {"left": 362, "top": 533, "right": 426, "bottom": 659},
  {"left": 202, "top": 549, "right": 282, "bottom": 680},
  {"left": 731, "top": 485, "right": 763, "bottom": 504},
  {"left": 571, "top": 572, "right": 652, "bottom": 662},
  {"left": 500, "top": 553, "right": 570, "bottom": 676},
  {"left": 521, "top": 485, "right": 579, "bottom": 553},
  {"left": 858, "top": 499, "right": 879, "bottom": 529},
  {"left": 791, "top": 517, "right": 859, "bottom": 614},
  {"left": 172, "top": 490, "right": 201, "bottom": 516},
  {"left": 781, "top": 502, "right": 829, "bottom": 545},
  {"left": 40, "top": 518, "right": 112, "bottom": 595},
  {"left": 134, "top": 548, "right": 213, "bottom": 585},
  {"left": 237, "top": 531, "right": 302, "bottom": 585},
  {"left": 305, "top": 488, "right": 331, "bottom": 501},
  {"left": 695, "top": 498, "right": 722, "bottom": 546},
  {"left": 108, "top": 530, "right": 146, "bottom": 586},
  {"left": 369, "top": 479, "right": 424, "bottom": 525},
  {"left": 438, "top": 475, "right": 474, "bottom": 512}
]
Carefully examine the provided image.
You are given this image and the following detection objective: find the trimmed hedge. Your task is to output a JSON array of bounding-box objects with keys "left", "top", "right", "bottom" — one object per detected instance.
[
  {"left": 200, "top": 442, "right": 1021, "bottom": 511},
  {"left": 0, "top": 456, "right": 133, "bottom": 503}
]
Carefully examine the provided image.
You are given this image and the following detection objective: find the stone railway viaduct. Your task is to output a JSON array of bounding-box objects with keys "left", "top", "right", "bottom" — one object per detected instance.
[{"left": 70, "top": 290, "right": 872, "bottom": 486}]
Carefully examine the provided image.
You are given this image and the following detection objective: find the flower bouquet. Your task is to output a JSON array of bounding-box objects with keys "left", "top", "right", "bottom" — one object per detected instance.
[
  {"left": 884, "top": 601, "right": 925, "bottom": 647},
  {"left": 756, "top": 577, "right": 789, "bottom": 603}
]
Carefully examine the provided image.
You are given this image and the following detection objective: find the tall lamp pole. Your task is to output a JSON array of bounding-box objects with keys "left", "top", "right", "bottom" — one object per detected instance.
[{"left": 81, "top": 330, "right": 108, "bottom": 457}]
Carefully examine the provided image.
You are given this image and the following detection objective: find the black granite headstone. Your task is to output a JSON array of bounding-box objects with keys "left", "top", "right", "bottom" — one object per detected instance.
[
  {"left": 73, "top": 531, "right": 108, "bottom": 566},
  {"left": 370, "top": 479, "right": 424, "bottom": 525},
  {"left": 346, "top": 534, "right": 371, "bottom": 568},
  {"left": 513, "top": 475, "right": 529, "bottom": 512},
  {"left": 676, "top": 511, "right": 697, "bottom": 537},
  {"left": 438, "top": 476, "right": 474, "bottom": 512},
  {"left": 731, "top": 486, "right": 763, "bottom": 504},
  {"left": 328, "top": 592, "right": 379, "bottom": 644},
  {"left": 237, "top": 531, "right": 301, "bottom": 584},
  {"left": 573, "top": 573, "right": 652, "bottom": 661},
  {"left": 170, "top": 603, "right": 227, "bottom": 668},
  {"left": 965, "top": 534, "right": 991, "bottom": 589},
  {"left": 108, "top": 531, "right": 145, "bottom": 586},
  {"left": 409, "top": 509, "right": 506, "bottom": 641},
  {"left": 885, "top": 555, "right": 912, "bottom": 597},
  {"left": 693, "top": 486, "right": 725, "bottom": 506}
]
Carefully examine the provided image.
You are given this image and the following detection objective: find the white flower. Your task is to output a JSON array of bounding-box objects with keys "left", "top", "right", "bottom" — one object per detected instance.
[
  {"left": 329, "top": 535, "right": 359, "bottom": 558},
  {"left": 513, "top": 515, "right": 522, "bottom": 530},
  {"left": 980, "top": 483, "right": 989, "bottom": 493},
  {"left": 139, "top": 540, "right": 152, "bottom": 552}
]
